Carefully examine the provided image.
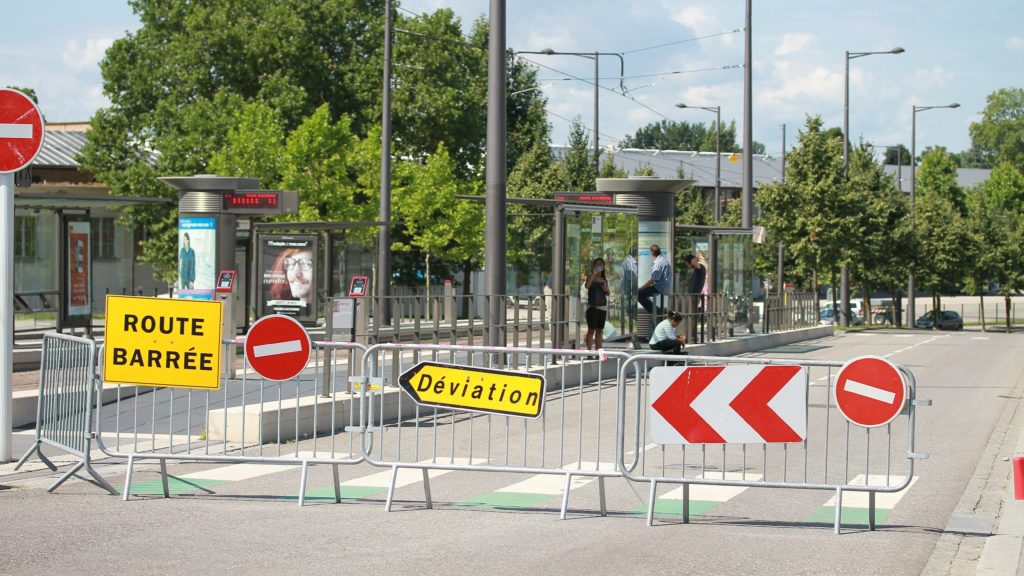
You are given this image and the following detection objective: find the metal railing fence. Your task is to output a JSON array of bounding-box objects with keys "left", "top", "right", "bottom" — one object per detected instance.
[
  {"left": 14, "top": 333, "right": 115, "bottom": 494},
  {"left": 616, "top": 353, "right": 924, "bottom": 533}
]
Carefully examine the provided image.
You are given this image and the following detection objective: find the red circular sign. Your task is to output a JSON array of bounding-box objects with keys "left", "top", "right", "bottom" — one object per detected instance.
[
  {"left": 245, "top": 314, "right": 311, "bottom": 381},
  {"left": 834, "top": 356, "right": 907, "bottom": 428},
  {"left": 0, "top": 89, "right": 45, "bottom": 173}
]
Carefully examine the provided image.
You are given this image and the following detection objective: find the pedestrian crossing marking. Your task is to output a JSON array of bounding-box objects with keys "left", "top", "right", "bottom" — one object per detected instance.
[
  {"left": 457, "top": 462, "right": 609, "bottom": 510},
  {"left": 635, "top": 472, "right": 763, "bottom": 516},
  {"left": 806, "top": 474, "right": 917, "bottom": 525}
]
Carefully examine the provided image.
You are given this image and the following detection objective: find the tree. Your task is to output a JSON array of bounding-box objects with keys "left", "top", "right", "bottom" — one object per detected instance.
[
  {"left": 883, "top": 144, "right": 911, "bottom": 166},
  {"left": 914, "top": 147, "right": 968, "bottom": 324},
  {"left": 969, "top": 88, "right": 1024, "bottom": 168},
  {"left": 756, "top": 116, "right": 852, "bottom": 299},
  {"left": 966, "top": 162, "right": 1024, "bottom": 331},
  {"left": 80, "top": 0, "right": 549, "bottom": 281},
  {"left": 561, "top": 119, "right": 595, "bottom": 191},
  {"left": 392, "top": 144, "right": 483, "bottom": 302},
  {"left": 846, "top": 144, "right": 914, "bottom": 325}
]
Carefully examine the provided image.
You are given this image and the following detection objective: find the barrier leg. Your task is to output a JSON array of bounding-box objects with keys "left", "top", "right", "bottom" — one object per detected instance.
[
  {"left": 834, "top": 487, "right": 843, "bottom": 535},
  {"left": 82, "top": 460, "right": 117, "bottom": 496},
  {"left": 159, "top": 460, "right": 169, "bottom": 498},
  {"left": 298, "top": 460, "right": 309, "bottom": 507},
  {"left": 47, "top": 460, "right": 84, "bottom": 493},
  {"left": 14, "top": 442, "right": 57, "bottom": 472},
  {"left": 647, "top": 480, "right": 658, "bottom": 527},
  {"left": 384, "top": 465, "right": 399, "bottom": 512},
  {"left": 560, "top": 473, "right": 573, "bottom": 520},
  {"left": 422, "top": 468, "right": 433, "bottom": 509},
  {"left": 332, "top": 464, "right": 341, "bottom": 504},
  {"left": 599, "top": 477, "right": 607, "bottom": 518},
  {"left": 868, "top": 491, "right": 876, "bottom": 531},
  {"left": 122, "top": 454, "right": 136, "bottom": 501},
  {"left": 683, "top": 483, "right": 690, "bottom": 524}
]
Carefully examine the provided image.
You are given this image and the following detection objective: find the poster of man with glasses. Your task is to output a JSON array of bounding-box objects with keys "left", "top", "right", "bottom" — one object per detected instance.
[{"left": 259, "top": 235, "right": 318, "bottom": 322}]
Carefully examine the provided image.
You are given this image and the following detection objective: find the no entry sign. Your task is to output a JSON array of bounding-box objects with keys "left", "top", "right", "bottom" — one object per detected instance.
[
  {"left": 834, "top": 355, "right": 907, "bottom": 428},
  {"left": 0, "top": 89, "right": 45, "bottom": 174},
  {"left": 245, "top": 314, "right": 311, "bottom": 381}
]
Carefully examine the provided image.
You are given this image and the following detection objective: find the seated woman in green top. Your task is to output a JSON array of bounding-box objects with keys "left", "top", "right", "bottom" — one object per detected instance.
[{"left": 649, "top": 311, "right": 687, "bottom": 355}]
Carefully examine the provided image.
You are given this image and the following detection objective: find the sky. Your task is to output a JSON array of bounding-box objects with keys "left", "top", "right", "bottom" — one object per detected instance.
[{"left": 3, "top": 0, "right": 1022, "bottom": 159}]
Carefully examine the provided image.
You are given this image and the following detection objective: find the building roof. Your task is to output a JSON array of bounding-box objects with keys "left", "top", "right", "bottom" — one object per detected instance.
[
  {"left": 33, "top": 129, "right": 89, "bottom": 168},
  {"left": 555, "top": 146, "right": 993, "bottom": 192}
]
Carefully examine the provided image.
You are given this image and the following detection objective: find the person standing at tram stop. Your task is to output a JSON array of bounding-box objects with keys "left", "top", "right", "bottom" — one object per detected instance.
[
  {"left": 649, "top": 311, "right": 688, "bottom": 355},
  {"left": 638, "top": 244, "right": 671, "bottom": 316},
  {"left": 584, "top": 258, "right": 611, "bottom": 350},
  {"left": 684, "top": 253, "right": 707, "bottom": 340}
]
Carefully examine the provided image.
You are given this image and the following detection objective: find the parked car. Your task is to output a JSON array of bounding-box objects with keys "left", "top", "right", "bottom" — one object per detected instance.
[
  {"left": 819, "top": 307, "right": 864, "bottom": 326},
  {"left": 914, "top": 310, "right": 963, "bottom": 330}
]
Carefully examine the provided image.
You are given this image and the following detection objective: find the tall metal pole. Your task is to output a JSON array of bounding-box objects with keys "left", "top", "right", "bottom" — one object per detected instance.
[
  {"left": 778, "top": 123, "right": 786, "bottom": 297},
  {"left": 839, "top": 51, "right": 851, "bottom": 326},
  {"left": 485, "top": 0, "right": 507, "bottom": 347},
  {"left": 593, "top": 52, "right": 600, "bottom": 178},
  {"left": 714, "top": 107, "right": 721, "bottom": 223},
  {"left": 1, "top": 172, "right": 13, "bottom": 462},
  {"left": 908, "top": 109, "right": 917, "bottom": 327},
  {"left": 377, "top": 0, "right": 393, "bottom": 319},
  {"left": 741, "top": 0, "right": 753, "bottom": 229}
]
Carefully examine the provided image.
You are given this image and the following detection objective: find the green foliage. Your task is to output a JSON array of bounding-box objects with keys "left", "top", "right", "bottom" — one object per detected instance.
[
  {"left": 883, "top": 144, "right": 911, "bottom": 166},
  {"left": 561, "top": 119, "right": 595, "bottom": 191},
  {"left": 969, "top": 88, "right": 1024, "bottom": 168},
  {"left": 914, "top": 148, "right": 969, "bottom": 297},
  {"left": 756, "top": 116, "right": 850, "bottom": 291},
  {"left": 965, "top": 162, "right": 1024, "bottom": 300},
  {"left": 619, "top": 118, "right": 763, "bottom": 153},
  {"left": 80, "top": 0, "right": 549, "bottom": 283}
]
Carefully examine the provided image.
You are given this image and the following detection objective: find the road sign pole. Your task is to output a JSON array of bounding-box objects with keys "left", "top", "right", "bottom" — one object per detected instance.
[{"left": 2, "top": 172, "right": 14, "bottom": 462}]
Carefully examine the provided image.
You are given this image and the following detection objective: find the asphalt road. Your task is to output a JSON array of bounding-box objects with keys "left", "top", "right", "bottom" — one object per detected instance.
[{"left": 2, "top": 328, "right": 1022, "bottom": 576}]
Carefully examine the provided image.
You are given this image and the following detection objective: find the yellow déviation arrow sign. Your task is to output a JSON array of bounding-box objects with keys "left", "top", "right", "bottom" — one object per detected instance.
[{"left": 398, "top": 361, "right": 546, "bottom": 418}]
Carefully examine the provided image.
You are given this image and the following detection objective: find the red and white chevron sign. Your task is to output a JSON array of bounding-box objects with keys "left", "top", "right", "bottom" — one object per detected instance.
[{"left": 650, "top": 365, "right": 807, "bottom": 444}]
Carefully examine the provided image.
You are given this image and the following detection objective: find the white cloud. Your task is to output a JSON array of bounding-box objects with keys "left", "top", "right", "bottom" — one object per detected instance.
[
  {"left": 759, "top": 62, "right": 845, "bottom": 107},
  {"left": 666, "top": 4, "right": 733, "bottom": 46},
  {"left": 774, "top": 33, "right": 812, "bottom": 56},
  {"left": 913, "top": 65, "right": 954, "bottom": 87},
  {"left": 525, "top": 26, "right": 576, "bottom": 52},
  {"left": 1006, "top": 37, "right": 1024, "bottom": 52},
  {"left": 62, "top": 38, "right": 114, "bottom": 73}
]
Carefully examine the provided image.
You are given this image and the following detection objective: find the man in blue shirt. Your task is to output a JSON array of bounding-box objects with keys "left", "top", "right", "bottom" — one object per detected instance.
[{"left": 638, "top": 244, "right": 671, "bottom": 315}]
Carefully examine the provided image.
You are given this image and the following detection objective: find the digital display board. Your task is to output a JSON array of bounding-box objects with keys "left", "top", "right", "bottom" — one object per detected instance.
[{"left": 223, "top": 191, "right": 280, "bottom": 212}]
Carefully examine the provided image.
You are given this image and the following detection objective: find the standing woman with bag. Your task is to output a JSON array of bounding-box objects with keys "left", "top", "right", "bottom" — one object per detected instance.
[{"left": 585, "top": 258, "right": 611, "bottom": 350}]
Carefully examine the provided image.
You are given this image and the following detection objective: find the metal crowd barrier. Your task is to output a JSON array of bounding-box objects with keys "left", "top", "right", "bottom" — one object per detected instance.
[
  {"left": 93, "top": 338, "right": 368, "bottom": 505},
  {"left": 15, "top": 333, "right": 116, "bottom": 494},
  {"left": 616, "top": 353, "right": 925, "bottom": 533},
  {"left": 357, "top": 342, "right": 632, "bottom": 519}
]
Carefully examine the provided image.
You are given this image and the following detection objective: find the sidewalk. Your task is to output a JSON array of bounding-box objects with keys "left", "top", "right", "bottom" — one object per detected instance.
[{"left": 924, "top": 357, "right": 1024, "bottom": 575}]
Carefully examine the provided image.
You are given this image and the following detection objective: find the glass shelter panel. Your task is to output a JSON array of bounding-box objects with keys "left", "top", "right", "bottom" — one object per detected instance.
[
  {"left": 563, "top": 208, "right": 638, "bottom": 343},
  {"left": 717, "top": 232, "right": 754, "bottom": 334}
]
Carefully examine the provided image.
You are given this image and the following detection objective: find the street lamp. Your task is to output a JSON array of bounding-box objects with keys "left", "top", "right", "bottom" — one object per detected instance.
[
  {"left": 840, "top": 46, "right": 904, "bottom": 326},
  {"left": 516, "top": 49, "right": 625, "bottom": 177},
  {"left": 907, "top": 102, "right": 960, "bottom": 327},
  {"left": 675, "top": 103, "right": 721, "bottom": 222}
]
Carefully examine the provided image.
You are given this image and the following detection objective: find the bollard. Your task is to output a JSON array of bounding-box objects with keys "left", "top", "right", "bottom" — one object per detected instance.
[{"left": 1014, "top": 457, "right": 1024, "bottom": 500}]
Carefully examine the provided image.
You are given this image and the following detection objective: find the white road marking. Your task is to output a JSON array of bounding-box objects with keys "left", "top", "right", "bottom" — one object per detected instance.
[
  {"left": 842, "top": 379, "right": 897, "bottom": 404},
  {"left": 253, "top": 340, "right": 303, "bottom": 357},
  {"left": 341, "top": 457, "right": 487, "bottom": 488},
  {"left": 0, "top": 123, "right": 32, "bottom": 138},
  {"left": 180, "top": 462, "right": 294, "bottom": 482},
  {"left": 894, "top": 334, "right": 914, "bottom": 338},
  {"left": 824, "top": 475, "right": 917, "bottom": 508},
  {"left": 972, "top": 337, "right": 989, "bottom": 341},
  {"left": 495, "top": 462, "right": 611, "bottom": 495},
  {"left": 661, "top": 472, "right": 764, "bottom": 501}
]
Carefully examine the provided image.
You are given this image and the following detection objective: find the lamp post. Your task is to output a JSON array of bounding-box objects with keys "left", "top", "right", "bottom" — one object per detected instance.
[
  {"left": 676, "top": 103, "right": 721, "bottom": 337},
  {"left": 516, "top": 49, "right": 624, "bottom": 177},
  {"left": 840, "top": 46, "right": 904, "bottom": 326},
  {"left": 907, "top": 102, "right": 960, "bottom": 327},
  {"left": 377, "top": 0, "right": 394, "bottom": 322},
  {"left": 675, "top": 104, "right": 721, "bottom": 222}
]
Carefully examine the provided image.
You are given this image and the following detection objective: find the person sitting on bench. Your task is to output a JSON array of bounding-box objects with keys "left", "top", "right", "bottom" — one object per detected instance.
[{"left": 649, "top": 311, "right": 688, "bottom": 355}]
